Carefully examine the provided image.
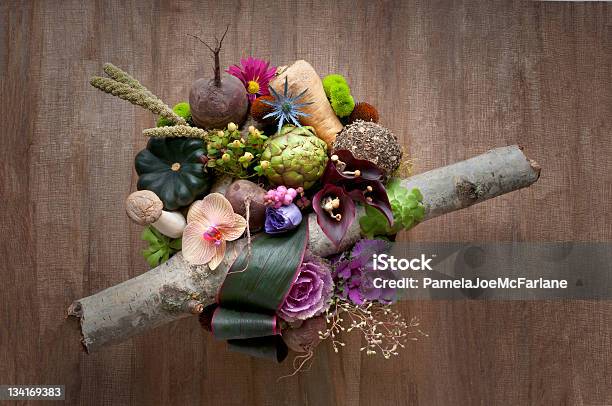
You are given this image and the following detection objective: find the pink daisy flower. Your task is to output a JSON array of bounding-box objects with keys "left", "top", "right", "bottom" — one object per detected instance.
[{"left": 226, "top": 57, "right": 276, "bottom": 102}]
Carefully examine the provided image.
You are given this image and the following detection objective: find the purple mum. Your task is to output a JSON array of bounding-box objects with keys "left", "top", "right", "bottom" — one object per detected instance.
[{"left": 278, "top": 252, "right": 334, "bottom": 322}]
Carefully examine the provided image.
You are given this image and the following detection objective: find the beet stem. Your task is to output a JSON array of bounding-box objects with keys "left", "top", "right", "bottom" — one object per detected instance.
[{"left": 188, "top": 25, "right": 229, "bottom": 88}]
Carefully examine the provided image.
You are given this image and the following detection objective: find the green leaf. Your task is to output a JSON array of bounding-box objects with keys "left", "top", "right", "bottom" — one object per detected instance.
[
  {"left": 212, "top": 221, "right": 308, "bottom": 362},
  {"left": 406, "top": 195, "right": 418, "bottom": 209},
  {"left": 218, "top": 220, "right": 308, "bottom": 312},
  {"left": 161, "top": 250, "right": 170, "bottom": 264},
  {"left": 359, "top": 205, "right": 392, "bottom": 238},
  {"left": 212, "top": 309, "right": 278, "bottom": 340}
]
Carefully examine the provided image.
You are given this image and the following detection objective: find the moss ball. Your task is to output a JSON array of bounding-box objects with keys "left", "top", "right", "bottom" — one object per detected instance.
[
  {"left": 333, "top": 120, "right": 402, "bottom": 176},
  {"left": 250, "top": 95, "right": 275, "bottom": 124},
  {"left": 348, "top": 102, "right": 379, "bottom": 124}
]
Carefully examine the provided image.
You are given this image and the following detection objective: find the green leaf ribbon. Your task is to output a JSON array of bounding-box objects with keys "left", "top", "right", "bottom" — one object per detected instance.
[{"left": 211, "top": 220, "right": 309, "bottom": 362}]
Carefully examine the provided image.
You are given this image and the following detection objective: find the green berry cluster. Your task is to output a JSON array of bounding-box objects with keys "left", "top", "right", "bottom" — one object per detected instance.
[
  {"left": 157, "top": 102, "right": 192, "bottom": 127},
  {"left": 360, "top": 179, "right": 426, "bottom": 238},
  {"left": 205, "top": 123, "right": 268, "bottom": 178},
  {"left": 141, "top": 226, "right": 182, "bottom": 268},
  {"left": 322, "top": 74, "right": 355, "bottom": 118}
]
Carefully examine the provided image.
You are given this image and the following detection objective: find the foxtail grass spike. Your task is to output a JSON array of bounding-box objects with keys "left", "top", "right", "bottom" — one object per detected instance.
[
  {"left": 143, "top": 125, "right": 209, "bottom": 139},
  {"left": 90, "top": 65, "right": 187, "bottom": 126}
]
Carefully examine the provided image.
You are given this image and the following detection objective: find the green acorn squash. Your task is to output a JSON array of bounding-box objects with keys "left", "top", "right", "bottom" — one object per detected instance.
[{"left": 135, "top": 138, "right": 211, "bottom": 210}]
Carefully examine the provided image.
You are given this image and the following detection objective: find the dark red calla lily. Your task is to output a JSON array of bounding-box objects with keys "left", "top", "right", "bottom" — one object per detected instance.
[
  {"left": 347, "top": 180, "right": 393, "bottom": 226},
  {"left": 312, "top": 184, "right": 356, "bottom": 247},
  {"left": 323, "top": 149, "right": 384, "bottom": 184}
]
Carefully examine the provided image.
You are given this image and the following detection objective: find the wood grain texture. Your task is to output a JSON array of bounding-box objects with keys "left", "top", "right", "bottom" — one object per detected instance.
[{"left": 1, "top": 0, "right": 611, "bottom": 405}]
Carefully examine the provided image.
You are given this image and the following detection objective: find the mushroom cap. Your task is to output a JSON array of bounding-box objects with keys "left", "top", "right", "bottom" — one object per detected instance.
[{"left": 126, "top": 190, "right": 163, "bottom": 225}]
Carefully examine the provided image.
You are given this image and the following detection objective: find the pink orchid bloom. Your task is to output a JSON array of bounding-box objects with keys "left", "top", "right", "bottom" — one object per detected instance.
[{"left": 182, "top": 193, "right": 246, "bottom": 270}]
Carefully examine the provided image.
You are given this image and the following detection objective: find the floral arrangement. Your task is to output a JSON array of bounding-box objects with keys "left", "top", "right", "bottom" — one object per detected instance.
[{"left": 91, "top": 30, "right": 428, "bottom": 371}]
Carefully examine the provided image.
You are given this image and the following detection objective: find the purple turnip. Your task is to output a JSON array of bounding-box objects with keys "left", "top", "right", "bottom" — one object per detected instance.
[{"left": 189, "top": 27, "right": 248, "bottom": 129}]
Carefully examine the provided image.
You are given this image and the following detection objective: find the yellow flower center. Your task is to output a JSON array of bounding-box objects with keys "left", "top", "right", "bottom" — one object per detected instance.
[
  {"left": 247, "top": 80, "right": 260, "bottom": 94},
  {"left": 203, "top": 226, "right": 223, "bottom": 246}
]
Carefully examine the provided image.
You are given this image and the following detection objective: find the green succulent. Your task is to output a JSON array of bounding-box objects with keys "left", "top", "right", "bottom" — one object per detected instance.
[
  {"left": 157, "top": 102, "right": 191, "bottom": 127},
  {"left": 259, "top": 124, "right": 328, "bottom": 189},
  {"left": 205, "top": 124, "right": 268, "bottom": 178},
  {"left": 360, "top": 179, "right": 425, "bottom": 238},
  {"left": 141, "top": 226, "right": 182, "bottom": 268}
]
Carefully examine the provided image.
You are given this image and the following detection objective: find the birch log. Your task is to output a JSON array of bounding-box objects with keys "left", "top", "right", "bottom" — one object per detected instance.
[{"left": 68, "top": 145, "right": 540, "bottom": 352}]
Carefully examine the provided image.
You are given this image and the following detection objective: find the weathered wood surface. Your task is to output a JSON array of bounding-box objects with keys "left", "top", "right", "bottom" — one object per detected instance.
[{"left": 1, "top": 1, "right": 611, "bottom": 405}]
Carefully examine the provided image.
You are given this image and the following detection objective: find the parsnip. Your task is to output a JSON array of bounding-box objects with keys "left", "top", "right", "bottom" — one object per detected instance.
[{"left": 270, "top": 60, "right": 343, "bottom": 148}]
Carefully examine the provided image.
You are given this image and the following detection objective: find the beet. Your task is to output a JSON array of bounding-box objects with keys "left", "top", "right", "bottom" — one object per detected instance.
[
  {"left": 188, "top": 27, "right": 248, "bottom": 129},
  {"left": 190, "top": 75, "right": 247, "bottom": 129}
]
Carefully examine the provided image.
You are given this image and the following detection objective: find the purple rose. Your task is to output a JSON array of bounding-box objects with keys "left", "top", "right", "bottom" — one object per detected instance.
[
  {"left": 278, "top": 252, "right": 334, "bottom": 322},
  {"left": 264, "top": 203, "right": 302, "bottom": 234}
]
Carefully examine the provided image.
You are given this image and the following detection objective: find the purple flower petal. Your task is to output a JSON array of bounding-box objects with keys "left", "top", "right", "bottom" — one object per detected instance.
[
  {"left": 312, "top": 184, "right": 356, "bottom": 247},
  {"left": 278, "top": 252, "right": 334, "bottom": 322},
  {"left": 264, "top": 203, "right": 302, "bottom": 234}
]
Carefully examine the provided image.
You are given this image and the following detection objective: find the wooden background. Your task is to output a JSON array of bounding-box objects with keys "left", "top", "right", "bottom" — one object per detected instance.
[{"left": 1, "top": 0, "right": 611, "bottom": 405}]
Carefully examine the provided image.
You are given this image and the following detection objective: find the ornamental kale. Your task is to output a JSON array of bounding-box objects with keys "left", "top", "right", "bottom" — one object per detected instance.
[{"left": 278, "top": 251, "right": 334, "bottom": 322}]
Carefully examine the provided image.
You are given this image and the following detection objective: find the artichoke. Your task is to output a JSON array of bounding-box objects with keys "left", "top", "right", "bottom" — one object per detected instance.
[{"left": 260, "top": 125, "right": 328, "bottom": 190}]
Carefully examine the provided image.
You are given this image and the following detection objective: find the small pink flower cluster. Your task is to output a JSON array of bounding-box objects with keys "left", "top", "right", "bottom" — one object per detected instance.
[{"left": 264, "top": 186, "right": 304, "bottom": 208}]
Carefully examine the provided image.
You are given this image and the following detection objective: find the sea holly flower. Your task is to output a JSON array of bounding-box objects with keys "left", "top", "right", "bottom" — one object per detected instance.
[
  {"left": 313, "top": 150, "right": 392, "bottom": 246},
  {"left": 261, "top": 78, "right": 313, "bottom": 134},
  {"left": 182, "top": 193, "right": 246, "bottom": 270},
  {"left": 264, "top": 203, "right": 303, "bottom": 234},
  {"left": 226, "top": 57, "right": 276, "bottom": 101}
]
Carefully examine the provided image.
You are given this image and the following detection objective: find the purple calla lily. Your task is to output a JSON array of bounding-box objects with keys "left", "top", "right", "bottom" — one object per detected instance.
[
  {"left": 312, "top": 184, "right": 356, "bottom": 247},
  {"left": 347, "top": 180, "right": 393, "bottom": 225},
  {"left": 313, "top": 150, "right": 393, "bottom": 245},
  {"left": 323, "top": 149, "right": 384, "bottom": 183}
]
